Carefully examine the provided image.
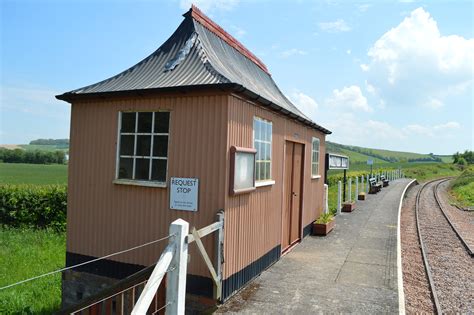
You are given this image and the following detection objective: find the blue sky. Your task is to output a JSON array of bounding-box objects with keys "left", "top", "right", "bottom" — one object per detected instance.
[{"left": 1, "top": 0, "right": 472, "bottom": 154}]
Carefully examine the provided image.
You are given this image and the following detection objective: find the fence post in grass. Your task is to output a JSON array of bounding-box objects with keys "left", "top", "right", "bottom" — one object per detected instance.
[
  {"left": 324, "top": 184, "right": 329, "bottom": 214},
  {"left": 367, "top": 174, "right": 370, "bottom": 193},
  {"left": 167, "top": 219, "right": 189, "bottom": 314},
  {"left": 337, "top": 181, "right": 342, "bottom": 215},
  {"left": 348, "top": 177, "right": 352, "bottom": 202},
  {"left": 355, "top": 176, "right": 359, "bottom": 201}
]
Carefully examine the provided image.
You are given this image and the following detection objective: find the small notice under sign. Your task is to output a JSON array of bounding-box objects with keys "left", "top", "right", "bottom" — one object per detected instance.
[{"left": 170, "top": 177, "right": 199, "bottom": 211}]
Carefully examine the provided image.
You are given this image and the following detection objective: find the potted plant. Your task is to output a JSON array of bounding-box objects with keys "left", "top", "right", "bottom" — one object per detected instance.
[
  {"left": 358, "top": 192, "right": 366, "bottom": 200},
  {"left": 312, "top": 213, "right": 335, "bottom": 236},
  {"left": 342, "top": 200, "right": 356, "bottom": 212}
]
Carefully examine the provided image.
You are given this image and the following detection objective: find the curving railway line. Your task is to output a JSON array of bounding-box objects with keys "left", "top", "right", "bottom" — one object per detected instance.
[{"left": 414, "top": 178, "right": 473, "bottom": 314}]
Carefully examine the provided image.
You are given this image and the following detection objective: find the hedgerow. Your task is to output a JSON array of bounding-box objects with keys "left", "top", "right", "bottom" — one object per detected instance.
[{"left": 0, "top": 185, "right": 67, "bottom": 231}]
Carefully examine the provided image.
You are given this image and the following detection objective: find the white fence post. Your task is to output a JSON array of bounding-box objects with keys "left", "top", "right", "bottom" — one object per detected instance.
[
  {"left": 355, "top": 176, "right": 359, "bottom": 201},
  {"left": 366, "top": 174, "right": 369, "bottom": 193},
  {"left": 348, "top": 178, "right": 352, "bottom": 202},
  {"left": 166, "top": 219, "right": 189, "bottom": 315},
  {"left": 324, "top": 184, "right": 329, "bottom": 214},
  {"left": 337, "top": 181, "right": 342, "bottom": 215},
  {"left": 215, "top": 211, "right": 224, "bottom": 301}
]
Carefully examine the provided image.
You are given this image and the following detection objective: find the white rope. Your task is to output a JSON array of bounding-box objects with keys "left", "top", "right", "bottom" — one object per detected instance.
[{"left": 0, "top": 234, "right": 175, "bottom": 290}]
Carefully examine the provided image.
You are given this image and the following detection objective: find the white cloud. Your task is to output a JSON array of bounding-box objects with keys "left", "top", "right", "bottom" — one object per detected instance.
[
  {"left": 319, "top": 19, "right": 351, "bottom": 33},
  {"left": 364, "top": 7, "right": 473, "bottom": 108},
  {"left": 280, "top": 48, "right": 307, "bottom": 58},
  {"left": 433, "top": 121, "right": 461, "bottom": 130},
  {"left": 179, "top": 0, "right": 239, "bottom": 12},
  {"left": 346, "top": 49, "right": 351, "bottom": 55},
  {"left": 288, "top": 91, "right": 318, "bottom": 120},
  {"left": 229, "top": 25, "right": 246, "bottom": 39},
  {"left": 358, "top": 4, "right": 371, "bottom": 12},
  {"left": 423, "top": 98, "right": 443, "bottom": 109},
  {"left": 1, "top": 86, "right": 67, "bottom": 117},
  {"left": 326, "top": 85, "right": 372, "bottom": 112},
  {"left": 365, "top": 80, "right": 376, "bottom": 95},
  {"left": 404, "top": 121, "right": 461, "bottom": 137}
]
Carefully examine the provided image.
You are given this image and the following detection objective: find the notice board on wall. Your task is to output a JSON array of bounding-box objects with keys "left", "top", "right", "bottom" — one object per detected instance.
[{"left": 170, "top": 177, "right": 199, "bottom": 211}]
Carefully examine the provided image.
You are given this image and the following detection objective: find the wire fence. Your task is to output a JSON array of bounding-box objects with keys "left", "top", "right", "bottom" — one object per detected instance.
[{"left": 0, "top": 233, "right": 174, "bottom": 291}]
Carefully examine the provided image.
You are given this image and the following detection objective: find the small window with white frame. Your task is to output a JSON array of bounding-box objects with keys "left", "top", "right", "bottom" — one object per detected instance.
[
  {"left": 116, "top": 111, "right": 170, "bottom": 184},
  {"left": 253, "top": 117, "right": 272, "bottom": 182},
  {"left": 311, "top": 137, "right": 320, "bottom": 177}
]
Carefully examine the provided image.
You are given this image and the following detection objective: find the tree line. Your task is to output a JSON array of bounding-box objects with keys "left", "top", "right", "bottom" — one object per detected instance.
[
  {"left": 453, "top": 150, "right": 474, "bottom": 165},
  {"left": 29, "top": 138, "right": 69, "bottom": 146},
  {"left": 0, "top": 148, "right": 66, "bottom": 164}
]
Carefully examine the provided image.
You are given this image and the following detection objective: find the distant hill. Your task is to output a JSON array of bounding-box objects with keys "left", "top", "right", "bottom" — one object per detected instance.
[{"left": 326, "top": 141, "right": 453, "bottom": 164}]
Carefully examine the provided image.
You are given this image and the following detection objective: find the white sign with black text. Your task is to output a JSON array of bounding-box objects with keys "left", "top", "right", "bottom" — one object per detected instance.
[{"left": 170, "top": 177, "right": 199, "bottom": 211}]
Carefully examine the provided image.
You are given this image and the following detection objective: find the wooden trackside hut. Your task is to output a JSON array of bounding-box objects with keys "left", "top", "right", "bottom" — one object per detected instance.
[{"left": 57, "top": 6, "right": 331, "bottom": 307}]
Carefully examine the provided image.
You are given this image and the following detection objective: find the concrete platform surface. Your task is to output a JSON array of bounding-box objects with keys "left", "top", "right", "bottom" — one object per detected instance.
[{"left": 217, "top": 178, "right": 411, "bottom": 314}]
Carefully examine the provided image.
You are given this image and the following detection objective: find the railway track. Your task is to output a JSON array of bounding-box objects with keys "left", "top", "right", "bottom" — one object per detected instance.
[{"left": 414, "top": 178, "right": 473, "bottom": 314}]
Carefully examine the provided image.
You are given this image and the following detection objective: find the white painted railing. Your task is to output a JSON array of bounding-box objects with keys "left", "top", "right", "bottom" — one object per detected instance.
[{"left": 132, "top": 212, "right": 224, "bottom": 315}]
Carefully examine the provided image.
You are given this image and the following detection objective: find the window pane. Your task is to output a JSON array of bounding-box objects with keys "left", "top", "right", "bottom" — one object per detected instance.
[
  {"left": 268, "top": 123, "right": 272, "bottom": 142},
  {"left": 136, "top": 136, "right": 151, "bottom": 156},
  {"left": 137, "top": 112, "right": 153, "bottom": 133},
  {"left": 153, "top": 136, "right": 168, "bottom": 157},
  {"left": 151, "top": 159, "right": 167, "bottom": 182},
  {"left": 265, "top": 162, "right": 271, "bottom": 180},
  {"left": 312, "top": 151, "right": 317, "bottom": 163},
  {"left": 315, "top": 162, "right": 319, "bottom": 175},
  {"left": 255, "top": 162, "right": 261, "bottom": 181},
  {"left": 257, "top": 119, "right": 262, "bottom": 141},
  {"left": 234, "top": 152, "right": 255, "bottom": 190},
  {"left": 154, "top": 112, "right": 170, "bottom": 133},
  {"left": 312, "top": 163, "right": 317, "bottom": 176},
  {"left": 121, "top": 113, "right": 136, "bottom": 132},
  {"left": 264, "top": 143, "right": 271, "bottom": 161},
  {"left": 265, "top": 122, "right": 271, "bottom": 142},
  {"left": 135, "top": 158, "right": 150, "bottom": 180},
  {"left": 120, "top": 135, "right": 135, "bottom": 156},
  {"left": 259, "top": 162, "right": 265, "bottom": 180},
  {"left": 118, "top": 158, "right": 133, "bottom": 179}
]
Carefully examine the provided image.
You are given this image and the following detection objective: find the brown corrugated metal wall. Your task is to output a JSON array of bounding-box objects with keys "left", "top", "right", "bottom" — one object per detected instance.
[
  {"left": 67, "top": 92, "right": 228, "bottom": 277},
  {"left": 223, "top": 94, "right": 326, "bottom": 280},
  {"left": 67, "top": 90, "right": 326, "bottom": 285}
]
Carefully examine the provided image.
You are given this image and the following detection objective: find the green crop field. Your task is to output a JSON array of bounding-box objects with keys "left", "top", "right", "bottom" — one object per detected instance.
[
  {"left": 0, "top": 163, "right": 68, "bottom": 185},
  {"left": 0, "top": 227, "right": 65, "bottom": 314}
]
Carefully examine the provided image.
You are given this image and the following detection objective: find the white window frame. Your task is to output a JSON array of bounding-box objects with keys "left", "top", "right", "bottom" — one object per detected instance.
[
  {"left": 253, "top": 116, "right": 274, "bottom": 186},
  {"left": 114, "top": 111, "right": 170, "bottom": 187},
  {"left": 311, "top": 137, "right": 320, "bottom": 179}
]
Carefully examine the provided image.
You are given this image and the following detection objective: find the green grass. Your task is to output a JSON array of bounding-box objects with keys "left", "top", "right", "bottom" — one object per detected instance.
[
  {"left": 0, "top": 227, "right": 65, "bottom": 314},
  {"left": 0, "top": 163, "right": 68, "bottom": 185},
  {"left": 326, "top": 163, "right": 463, "bottom": 212},
  {"left": 326, "top": 141, "right": 449, "bottom": 163},
  {"left": 449, "top": 167, "right": 474, "bottom": 207}
]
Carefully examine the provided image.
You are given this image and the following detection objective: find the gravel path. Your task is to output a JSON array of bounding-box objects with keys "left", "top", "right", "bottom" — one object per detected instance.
[
  {"left": 401, "top": 184, "right": 435, "bottom": 314},
  {"left": 418, "top": 180, "right": 473, "bottom": 313},
  {"left": 437, "top": 180, "right": 474, "bottom": 250}
]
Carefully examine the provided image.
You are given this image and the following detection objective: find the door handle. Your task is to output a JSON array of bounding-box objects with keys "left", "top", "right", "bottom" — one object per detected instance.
[{"left": 292, "top": 192, "right": 297, "bottom": 196}]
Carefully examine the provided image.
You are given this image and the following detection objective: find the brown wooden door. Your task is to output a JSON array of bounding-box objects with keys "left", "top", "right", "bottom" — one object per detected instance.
[{"left": 282, "top": 141, "right": 304, "bottom": 252}]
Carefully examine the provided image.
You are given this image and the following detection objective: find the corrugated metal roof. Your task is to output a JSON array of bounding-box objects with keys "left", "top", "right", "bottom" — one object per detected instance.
[{"left": 57, "top": 6, "right": 331, "bottom": 134}]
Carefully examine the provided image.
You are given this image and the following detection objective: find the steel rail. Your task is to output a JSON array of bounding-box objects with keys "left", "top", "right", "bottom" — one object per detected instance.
[
  {"left": 415, "top": 178, "right": 444, "bottom": 315},
  {"left": 433, "top": 179, "right": 474, "bottom": 257}
]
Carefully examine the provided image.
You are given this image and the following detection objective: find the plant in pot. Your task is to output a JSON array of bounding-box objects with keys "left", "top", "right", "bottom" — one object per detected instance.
[
  {"left": 358, "top": 191, "right": 366, "bottom": 200},
  {"left": 342, "top": 200, "right": 356, "bottom": 212},
  {"left": 312, "top": 213, "right": 335, "bottom": 236}
]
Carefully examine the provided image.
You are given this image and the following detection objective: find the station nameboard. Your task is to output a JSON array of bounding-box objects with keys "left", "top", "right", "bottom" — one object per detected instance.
[
  {"left": 328, "top": 153, "right": 349, "bottom": 170},
  {"left": 170, "top": 177, "right": 199, "bottom": 211}
]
